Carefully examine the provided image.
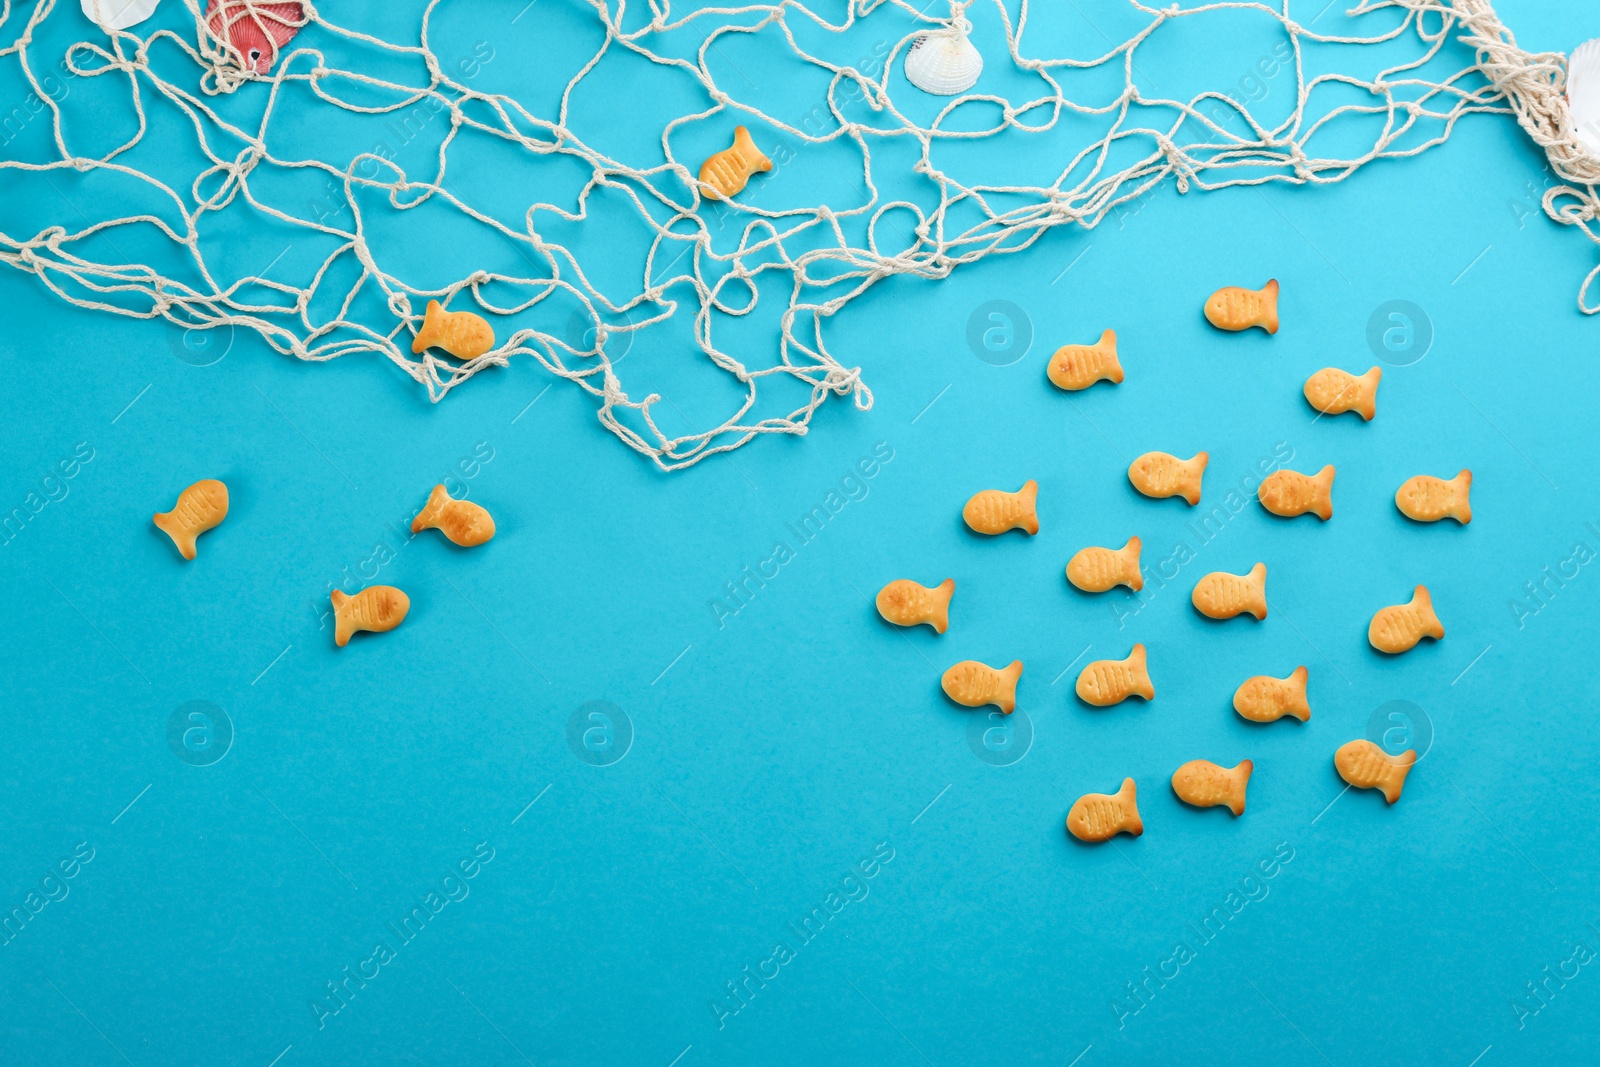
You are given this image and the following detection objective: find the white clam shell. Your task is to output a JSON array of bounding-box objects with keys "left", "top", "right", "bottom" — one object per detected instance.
[
  {"left": 905, "top": 29, "right": 983, "bottom": 96},
  {"left": 81, "top": 0, "right": 162, "bottom": 29},
  {"left": 1568, "top": 37, "right": 1600, "bottom": 158}
]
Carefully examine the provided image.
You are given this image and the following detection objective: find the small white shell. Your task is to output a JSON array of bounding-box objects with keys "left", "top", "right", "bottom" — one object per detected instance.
[
  {"left": 905, "top": 29, "right": 983, "bottom": 96},
  {"left": 1568, "top": 37, "right": 1600, "bottom": 158},
  {"left": 81, "top": 0, "right": 162, "bottom": 29}
]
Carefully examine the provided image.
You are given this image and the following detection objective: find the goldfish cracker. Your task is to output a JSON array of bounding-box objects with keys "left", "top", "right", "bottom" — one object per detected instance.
[
  {"left": 699, "top": 126, "right": 772, "bottom": 200},
  {"left": 1232, "top": 666, "right": 1310, "bottom": 723},
  {"left": 152, "top": 479, "right": 229, "bottom": 561},
  {"left": 1258, "top": 465, "right": 1335, "bottom": 520},
  {"left": 1192, "top": 562, "right": 1268, "bottom": 620},
  {"left": 1128, "top": 451, "right": 1208, "bottom": 505},
  {"left": 963, "top": 480, "right": 1039, "bottom": 535},
  {"left": 1171, "top": 760, "right": 1252, "bottom": 815},
  {"left": 1047, "top": 329, "right": 1123, "bottom": 391},
  {"left": 331, "top": 586, "right": 410, "bottom": 648},
  {"left": 941, "top": 659, "right": 1022, "bottom": 713},
  {"left": 1334, "top": 739, "right": 1416, "bottom": 803},
  {"left": 1066, "top": 536, "right": 1142, "bottom": 593},
  {"left": 1304, "top": 366, "right": 1381, "bottom": 420},
  {"left": 1368, "top": 585, "right": 1443, "bottom": 654},
  {"left": 412, "top": 484, "right": 495, "bottom": 547},
  {"left": 1075, "top": 644, "right": 1154, "bottom": 706},
  {"left": 411, "top": 300, "right": 495, "bottom": 360},
  {"left": 1066, "top": 778, "right": 1142, "bottom": 842},
  {"left": 1396, "top": 470, "right": 1472, "bottom": 524},
  {"left": 876, "top": 578, "right": 955, "bottom": 633},
  {"left": 1204, "top": 280, "right": 1279, "bottom": 334}
]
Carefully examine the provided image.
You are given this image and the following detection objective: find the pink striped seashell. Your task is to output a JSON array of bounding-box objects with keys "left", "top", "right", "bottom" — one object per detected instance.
[{"left": 205, "top": 0, "right": 307, "bottom": 75}]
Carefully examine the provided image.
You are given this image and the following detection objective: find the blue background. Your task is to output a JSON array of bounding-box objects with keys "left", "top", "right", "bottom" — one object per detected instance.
[{"left": 2, "top": 1, "right": 1598, "bottom": 1064}]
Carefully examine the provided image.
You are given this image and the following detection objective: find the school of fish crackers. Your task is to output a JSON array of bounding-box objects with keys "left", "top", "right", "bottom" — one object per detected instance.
[
  {"left": 145, "top": 232, "right": 1465, "bottom": 845},
  {"left": 875, "top": 279, "right": 1472, "bottom": 843}
]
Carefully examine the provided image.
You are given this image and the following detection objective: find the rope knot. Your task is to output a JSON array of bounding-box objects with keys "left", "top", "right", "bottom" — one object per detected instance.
[
  {"left": 1286, "top": 145, "right": 1311, "bottom": 180},
  {"left": 826, "top": 365, "right": 861, "bottom": 395},
  {"left": 1155, "top": 137, "right": 1191, "bottom": 191},
  {"left": 1545, "top": 185, "right": 1599, "bottom": 224}
]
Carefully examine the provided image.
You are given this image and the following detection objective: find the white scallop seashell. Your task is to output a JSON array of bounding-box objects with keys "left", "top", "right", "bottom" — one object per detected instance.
[
  {"left": 1568, "top": 37, "right": 1600, "bottom": 158},
  {"left": 905, "top": 29, "right": 983, "bottom": 96},
  {"left": 81, "top": 0, "right": 162, "bottom": 30}
]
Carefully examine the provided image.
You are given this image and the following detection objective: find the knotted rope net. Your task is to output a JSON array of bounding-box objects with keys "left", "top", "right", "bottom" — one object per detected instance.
[{"left": 0, "top": 0, "right": 1593, "bottom": 469}]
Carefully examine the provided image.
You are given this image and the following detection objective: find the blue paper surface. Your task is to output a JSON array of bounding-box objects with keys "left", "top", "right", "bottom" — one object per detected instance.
[{"left": 2, "top": 1, "right": 1599, "bottom": 1064}]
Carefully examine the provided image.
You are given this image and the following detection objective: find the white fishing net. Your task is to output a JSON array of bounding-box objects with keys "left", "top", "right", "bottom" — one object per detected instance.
[{"left": 0, "top": 0, "right": 1593, "bottom": 469}]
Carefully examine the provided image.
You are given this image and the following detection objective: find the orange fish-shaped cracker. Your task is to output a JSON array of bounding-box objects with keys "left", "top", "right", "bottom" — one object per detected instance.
[
  {"left": 699, "top": 125, "right": 772, "bottom": 200},
  {"left": 412, "top": 299, "right": 495, "bottom": 360},
  {"left": 1334, "top": 739, "right": 1416, "bottom": 803},
  {"left": 153, "top": 479, "right": 229, "bottom": 561},
  {"left": 1396, "top": 470, "right": 1472, "bottom": 524},
  {"left": 1368, "top": 585, "right": 1443, "bottom": 654},
  {"left": 411, "top": 484, "right": 496, "bottom": 547},
  {"left": 1258, "top": 465, "right": 1335, "bottom": 520},
  {"left": 1066, "top": 536, "right": 1142, "bottom": 593},
  {"left": 331, "top": 585, "right": 410, "bottom": 647},
  {"left": 941, "top": 659, "right": 1023, "bottom": 713},
  {"left": 1192, "top": 562, "right": 1268, "bottom": 620},
  {"left": 1128, "top": 451, "right": 1208, "bottom": 505},
  {"left": 1304, "top": 366, "right": 1381, "bottom": 420},
  {"left": 1233, "top": 666, "right": 1310, "bottom": 723},
  {"left": 1171, "top": 759, "right": 1253, "bottom": 815},
  {"left": 1067, "top": 778, "right": 1143, "bottom": 842},
  {"left": 1204, "top": 279, "right": 1279, "bottom": 333},
  {"left": 1075, "top": 644, "right": 1154, "bottom": 707},
  {"left": 876, "top": 578, "right": 955, "bottom": 633},
  {"left": 963, "top": 480, "right": 1039, "bottom": 535},
  {"left": 1046, "top": 329, "right": 1123, "bottom": 391}
]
